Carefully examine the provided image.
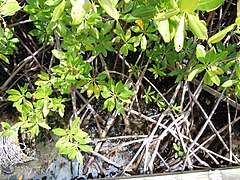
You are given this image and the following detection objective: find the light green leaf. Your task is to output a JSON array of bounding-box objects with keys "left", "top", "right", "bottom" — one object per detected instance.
[
  {"left": 208, "top": 24, "right": 236, "bottom": 44},
  {"left": 187, "top": 13, "right": 208, "bottom": 39},
  {"left": 155, "top": 19, "right": 170, "bottom": 43},
  {"left": 196, "top": 44, "right": 206, "bottom": 59},
  {"left": 198, "top": 0, "right": 224, "bottom": 11},
  {"left": 187, "top": 64, "right": 205, "bottom": 81},
  {"left": 79, "top": 144, "right": 93, "bottom": 152},
  {"left": 38, "top": 122, "right": 51, "bottom": 130},
  {"left": 71, "top": 0, "right": 91, "bottom": 25},
  {"left": 6, "top": 89, "right": 21, "bottom": 95},
  {"left": 222, "top": 80, "right": 237, "bottom": 87},
  {"left": 141, "top": 35, "right": 147, "bottom": 50},
  {"left": 207, "top": 69, "right": 220, "bottom": 86},
  {"left": 52, "top": 49, "right": 66, "bottom": 59},
  {"left": 179, "top": 0, "right": 199, "bottom": 13},
  {"left": 52, "top": 128, "right": 67, "bottom": 136},
  {"left": 174, "top": 14, "right": 185, "bottom": 52},
  {"left": 0, "top": 54, "right": 9, "bottom": 64},
  {"left": 52, "top": 0, "right": 66, "bottom": 22},
  {"left": 0, "top": 0, "right": 21, "bottom": 16},
  {"left": 98, "top": 0, "right": 119, "bottom": 20},
  {"left": 45, "top": 0, "right": 62, "bottom": 6}
]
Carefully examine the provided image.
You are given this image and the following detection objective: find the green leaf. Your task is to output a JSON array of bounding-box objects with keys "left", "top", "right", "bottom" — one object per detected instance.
[
  {"left": 0, "top": 54, "right": 9, "bottom": 64},
  {"left": 179, "top": 0, "right": 199, "bottom": 13},
  {"left": 141, "top": 35, "right": 147, "bottom": 50},
  {"left": 187, "top": 64, "right": 205, "bottom": 81},
  {"left": 38, "top": 122, "right": 51, "bottom": 130},
  {"left": 7, "top": 89, "right": 21, "bottom": 96},
  {"left": 116, "top": 100, "right": 125, "bottom": 115},
  {"left": 207, "top": 69, "right": 220, "bottom": 86},
  {"left": 174, "top": 14, "right": 185, "bottom": 52},
  {"left": 1, "top": 122, "right": 11, "bottom": 130},
  {"left": 173, "top": 143, "right": 180, "bottom": 151},
  {"left": 45, "top": 0, "right": 62, "bottom": 6},
  {"left": 52, "top": 49, "right": 66, "bottom": 59},
  {"left": 52, "top": 0, "right": 66, "bottom": 22},
  {"left": 71, "top": 118, "right": 80, "bottom": 129},
  {"left": 154, "top": 8, "right": 180, "bottom": 21},
  {"left": 53, "top": 128, "right": 67, "bottom": 136},
  {"left": 187, "top": 13, "right": 208, "bottom": 39},
  {"left": 222, "top": 80, "right": 237, "bottom": 87},
  {"left": 79, "top": 144, "right": 93, "bottom": 152},
  {"left": 98, "top": 0, "right": 119, "bottom": 20},
  {"left": 132, "top": 6, "right": 156, "bottom": 18},
  {"left": 71, "top": 0, "right": 91, "bottom": 25},
  {"left": 76, "top": 150, "right": 83, "bottom": 164},
  {"left": 68, "top": 148, "right": 77, "bottom": 159},
  {"left": 198, "top": 0, "right": 224, "bottom": 11},
  {"left": 208, "top": 24, "right": 236, "bottom": 44},
  {"left": 0, "top": 0, "right": 21, "bottom": 16},
  {"left": 196, "top": 44, "right": 206, "bottom": 59},
  {"left": 155, "top": 19, "right": 170, "bottom": 43},
  {"left": 101, "top": 89, "right": 112, "bottom": 99}
]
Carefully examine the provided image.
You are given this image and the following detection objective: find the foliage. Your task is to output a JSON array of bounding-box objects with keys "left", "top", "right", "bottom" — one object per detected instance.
[
  {"left": 173, "top": 143, "right": 186, "bottom": 158},
  {"left": 0, "top": 0, "right": 239, "bottom": 165},
  {"left": 53, "top": 118, "right": 92, "bottom": 164}
]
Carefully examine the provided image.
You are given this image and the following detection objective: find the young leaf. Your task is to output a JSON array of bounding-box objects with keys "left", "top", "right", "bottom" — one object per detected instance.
[
  {"left": 98, "top": 0, "right": 119, "bottom": 20},
  {"left": 187, "top": 13, "right": 208, "bottom": 39},
  {"left": 174, "top": 14, "right": 185, "bottom": 52}
]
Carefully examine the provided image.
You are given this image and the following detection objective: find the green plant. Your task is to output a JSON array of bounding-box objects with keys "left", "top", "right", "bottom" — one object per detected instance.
[
  {"left": 101, "top": 79, "right": 134, "bottom": 115},
  {"left": 53, "top": 118, "right": 92, "bottom": 164},
  {"left": 173, "top": 143, "right": 186, "bottom": 158}
]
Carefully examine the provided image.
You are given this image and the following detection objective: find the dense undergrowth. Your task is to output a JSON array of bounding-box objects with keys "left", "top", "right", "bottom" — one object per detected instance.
[{"left": 0, "top": 0, "right": 240, "bottom": 177}]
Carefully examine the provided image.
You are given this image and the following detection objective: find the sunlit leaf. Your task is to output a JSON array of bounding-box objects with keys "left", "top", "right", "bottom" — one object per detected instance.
[
  {"left": 155, "top": 19, "right": 170, "bottom": 43},
  {"left": 187, "top": 64, "right": 205, "bottom": 81},
  {"left": 0, "top": 54, "right": 9, "bottom": 64},
  {"left": 53, "top": 128, "right": 67, "bottom": 136},
  {"left": 71, "top": 0, "right": 91, "bottom": 25},
  {"left": 222, "top": 80, "right": 237, "bottom": 87},
  {"left": 179, "top": 0, "right": 199, "bottom": 13},
  {"left": 174, "top": 14, "right": 185, "bottom": 52},
  {"left": 154, "top": 9, "right": 180, "bottom": 21},
  {"left": 208, "top": 24, "right": 236, "bottom": 44},
  {"left": 187, "top": 13, "right": 208, "bottom": 39},
  {"left": 132, "top": 6, "right": 156, "bottom": 18},
  {"left": 52, "top": 0, "right": 66, "bottom": 22},
  {"left": 98, "top": 0, "right": 119, "bottom": 20},
  {"left": 0, "top": 0, "right": 21, "bottom": 16},
  {"left": 198, "top": 0, "right": 224, "bottom": 11}
]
